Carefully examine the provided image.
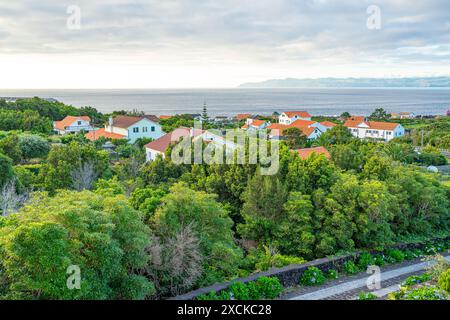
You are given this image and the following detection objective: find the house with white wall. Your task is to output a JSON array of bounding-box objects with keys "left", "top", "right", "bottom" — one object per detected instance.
[
  {"left": 86, "top": 115, "right": 164, "bottom": 143},
  {"left": 54, "top": 116, "right": 94, "bottom": 135},
  {"left": 241, "top": 119, "right": 271, "bottom": 131},
  {"left": 344, "top": 119, "right": 405, "bottom": 141},
  {"left": 279, "top": 111, "right": 312, "bottom": 125}
]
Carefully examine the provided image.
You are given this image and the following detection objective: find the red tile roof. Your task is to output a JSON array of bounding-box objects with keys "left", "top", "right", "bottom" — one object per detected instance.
[
  {"left": 235, "top": 113, "right": 252, "bottom": 120},
  {"left": 283, "top": 111, "right": 312, "bottom": 118},
  {"left": 54, "top": 116, "right": 90, "bottom": 131},
  {"left": 295, "top": 147, "right": 331, "bottom": 160},
  {"left": 144, "top": 127, "right": 203, "bottom": 153},
  {"left": 320, "top": 121, "right": 337, "bottom": 128},
  {"left": 242, "top": 119, "right": 267, "bottom": 129},
  {"left": 85, "top": 128, "right": 126, "bottom": 141},
  {"left": 344, "top": 120, "right": 400, "bottom": 131},
  {"left": 111, "top": 115, "right": 159, "bottom": 129},
  {"left": 290, "top": 119, "right": 316, "bottom": 128},
  {"left": 159, "top": 115, "right": 173, "bottom": 119}
]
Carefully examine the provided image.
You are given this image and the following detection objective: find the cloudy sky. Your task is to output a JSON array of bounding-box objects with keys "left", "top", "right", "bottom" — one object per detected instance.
[{"left": 0, "top": 0, "right": 449, "bottom": 88}]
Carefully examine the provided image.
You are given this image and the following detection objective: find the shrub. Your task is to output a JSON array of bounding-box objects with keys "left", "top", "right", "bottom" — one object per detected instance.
[
  {"left": 404, "top": 287, "right": 448, "bottom": 300},
  {"left": 358, "top": 292, "right": 377, "bottom": 300},
  {"left": 403, "top": 273, "right": 432, "bottom": 286},
  {"left": 385, "top": 249, "right": 405, "bottom": 263},
  {"left": 327, "top": 269, "right": 338, "bottom": 280},
  {"left": 358, "top": 253, "right": 375, "bottom": 270},
  {"left": 228, "top": 282, "right": 250, "bottom": 300},
  {"left": 300, "top": 267, "right": 326, "bottom": 286},
  {"left": 256, "top": 277, "right": 283, "bottom": 299},
  {"left": 246, "top": 281, "right": 263, "bottom": 300},
  {"left": 342, "top": 261, "right": 360, "bottom": 275},
  {"left": 373, "top": 254, "right": 386, "bottom": 267},
  {"left": 438, "top": 269, "right": 450, "bottom": 294}
]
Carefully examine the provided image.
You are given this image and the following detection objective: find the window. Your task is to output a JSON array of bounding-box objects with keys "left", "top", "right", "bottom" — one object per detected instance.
[
  {"left": 151, "top": 126, "right": 155, "bottom": 132},
  {"left": 387, "top": 131, "right": 392, "bottom": 135},
  {"left": 77, "top": 121, "right": 82, "bottom": 125},
  {"left": 143, "top": 127, "right": 148, "bottom": 132},
  {"left": 133, "top": 127, "right": 139, "bottom": 133}
]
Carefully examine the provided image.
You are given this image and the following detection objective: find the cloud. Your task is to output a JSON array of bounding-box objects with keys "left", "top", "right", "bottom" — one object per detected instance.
[{"left": 0, "top": 0, "right": 449, "bottom": 87}]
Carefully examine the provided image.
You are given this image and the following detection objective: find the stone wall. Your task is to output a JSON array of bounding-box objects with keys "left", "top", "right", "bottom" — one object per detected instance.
[{"left": 171, "top": 236, "right": 449, "bottom": 300}]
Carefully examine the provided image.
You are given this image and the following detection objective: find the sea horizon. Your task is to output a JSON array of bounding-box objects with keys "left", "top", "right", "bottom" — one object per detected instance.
[{"left": 1, "top": 87, "right": 449, "bottom": 117}]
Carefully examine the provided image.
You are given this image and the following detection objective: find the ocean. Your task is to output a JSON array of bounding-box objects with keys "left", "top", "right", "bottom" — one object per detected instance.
[{"left": 1, "top": 88, "right": 449, "bottom": 116}]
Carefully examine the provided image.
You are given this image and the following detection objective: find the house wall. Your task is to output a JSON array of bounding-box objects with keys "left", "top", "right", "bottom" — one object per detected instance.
[
  {"left": 127, "top": 118, "right": 164, "bottom": 143},
  {"left": 54, "top": 119, "right": 93, "bottom": 134},
  {"left": 145, "top": 148, "right": 164, "bottom": 161},
  {"left": 279, "top": 113, "right": 312, "bottom": 125},
  {"left": 347, "top": 125, "right": 405, "bottom": 141}
]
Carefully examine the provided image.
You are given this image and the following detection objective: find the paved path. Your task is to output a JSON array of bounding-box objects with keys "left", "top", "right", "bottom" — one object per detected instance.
[{"left": 287, "top": 255, "right": 450, "bottom": 300}]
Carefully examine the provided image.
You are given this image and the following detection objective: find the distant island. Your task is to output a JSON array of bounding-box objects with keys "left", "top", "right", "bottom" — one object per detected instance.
[{"left": 238, "top": 76, "right": 450, "bottom": 88}]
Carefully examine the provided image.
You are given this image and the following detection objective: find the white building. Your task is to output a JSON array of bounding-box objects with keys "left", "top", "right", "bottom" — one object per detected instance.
[
  {"left": 241, "top": 119, "right": 271, "bottom": 131},
  {"left": 344, "top": 119, "right": 405, "bottom": 141},
  {"left": 86, "top": 115, "right": 164, "bottom": 143},
  {"left": 279, "top": 111, "right": 312, "bottom": 125},
  {"left": 54, "top": 116, "right": 94, "bottom": 135}
]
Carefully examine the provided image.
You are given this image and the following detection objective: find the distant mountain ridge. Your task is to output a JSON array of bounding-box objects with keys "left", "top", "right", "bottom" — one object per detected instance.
[{"left": 238, "top": 77, "right": 450, "bottom": 88}]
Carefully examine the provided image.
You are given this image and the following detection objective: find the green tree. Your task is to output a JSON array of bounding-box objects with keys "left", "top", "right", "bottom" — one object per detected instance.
[
  {"left": 18, "top": 134, "right": 50, "bottom": 161},
  {"left": 238, "top": 172, "right": 288, "bottom": 243},
  {"left": 0, "top": 191, "right": 154, "bottom": 300},
  {"left": 0, "top": 134, "right": 22, "bottom": 164},
  {"left": 38, "top": 142, "right": 109, "bottom": 194},
  {"left": 370, "top": 108, "right": 390, "bottom": 120},
  {"left": 151, "top": 183, "right": 243, "bottom": 286},
  {"left": 0, "top": 153, "right": 15, "bottom": 188},
  {"left": 317, "top": 124, "right": 354, "bottom": 146},
  {"left": 282, "top": 127, "right": 307, "bottom": 149}
]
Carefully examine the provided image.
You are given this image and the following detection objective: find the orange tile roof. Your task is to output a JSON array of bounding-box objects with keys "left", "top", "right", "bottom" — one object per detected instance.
[
  {"left": 344, "top": 120, "right": 399, "bottom": 131},
  {"left": 54, "top": 116, "right": 90, "bottom": 131},
  {"left": 235, "top": 113, "right": 252, "bottom": 120},
  {"left": 290, "top": 119, "right": 316, "bottom": 128},
  {"left": 144, "top": 127, "right": 203, "bottom": 153},
  {"left": 295, "top": 147, "right": 331, "bottom": 160},
  {"left": 320, "top": 121, "right": 337, "bottom": 127},
  {"left": 349, "top": 116, "right": 365, "bottom": 122},
  {"left": 269, "top": 125, "right": 317, "bottom": 138},
  {"left": 159, "top": 115, "right": 173, "bottom": 119},
  {"left": 284, "top": 111, "right": 312, "bottom": 118},
  {"left": 267, "top": 123, "right": 288, "bottom": 130},
  {"left": 85, "top": 128, "right": 126, "bottom": 141}
]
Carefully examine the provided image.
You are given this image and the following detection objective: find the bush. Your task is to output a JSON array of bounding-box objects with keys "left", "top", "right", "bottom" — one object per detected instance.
[
  {"left": 342, "top": 261, "right": 360, "bottom": 275},
  {"left": 358, "top": 292, "right": 377, "bottom": 300},
  {"left": 404, "top": 287, "right": 448, "bottom": 300},
  {"left": 438, "top": 269, "right": 450, "bottom": 294},
  {"left": 300, "top": 267, "right": 326, "bottom": 286},
  {"left": 228, "top": 282, "right": 250, "bottom": 300},
  {"left": 255, "top": 277, "right": 283, "bottom": 299},
  {"left": 373, "top": 254, "right": 386, "bottom": 267},
  {"left": 385, "top": 249, "right": 405, "bottom": 263},
  {"left": 358, "top": 253, "right": 375, "bottom": 270},
  {"left": 327, "top": 269, "right": 338, "bottom": 280},
  {"left": 197, "top": 291, "right": 231, "bottom": 300},
  {"left": 403, "top": 273, "right": 432, "bottom": 286}
]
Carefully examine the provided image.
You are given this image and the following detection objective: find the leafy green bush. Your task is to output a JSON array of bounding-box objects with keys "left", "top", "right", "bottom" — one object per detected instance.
[
  {"left": 438, "top": 268, "right": 450, "bottom": 294},
  {"left": 327, "top": 269, "right": 338, "bottom": 279},
  {"left": 385, "top": 249, "right": 405, "bottom": 263},
  {"left": 255, "top": 277, "right": 283, "bottom": 299},
  {"left": 228, "top": 282, "right": 250, "bottom": 300},
  {"left": 403, "top": 273, "right": 432, "bottom": 286},
  {"left": 342, "top": 261, "right": 360, "bottom": 275},
  {"left": 358, "top": 292, "right": 377, "bottom": 300},
  {"left": 358, "top": 253, "right": 375, "bottom": 270},
  {"left": 300, "top": 267, "right": 326, "bottom": 286},
  {"left": 404, "top": 287, "right": 448, "bottom": 300},
  {"left": 373, "top": 254, "right": 386, "bottom": 266}
]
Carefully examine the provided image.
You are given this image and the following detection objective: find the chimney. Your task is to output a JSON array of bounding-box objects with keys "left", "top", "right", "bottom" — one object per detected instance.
[{"left": 108, "top": 116, "right": 114, "bottom": 133}]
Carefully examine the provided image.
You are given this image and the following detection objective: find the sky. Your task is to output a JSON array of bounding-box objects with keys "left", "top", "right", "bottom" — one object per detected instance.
[{"left": 0, "top": 0, "right": 449, "bottom": 88}]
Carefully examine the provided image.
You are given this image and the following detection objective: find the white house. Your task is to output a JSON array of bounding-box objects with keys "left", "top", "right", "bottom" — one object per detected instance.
[
  {"left": 344, "top": 119, "right": 405, "bottom": 141},
  {"left": 391, "top": 112, "right": 415, "bottom": 119},
  {"left": 144, "top": 128, "right": 240, "bottom": 162},
  {"left": 279, "top": 111, "right": 312, "bottom": 125},
  {"left": 86, "top": 115, "right": 164, "bottom": 143},
  {"left": 54, "top": 116, "right": 94, "bottom": 135},
  {"left": 267, "top": 122, "right": 323, "bottom": 140}
]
